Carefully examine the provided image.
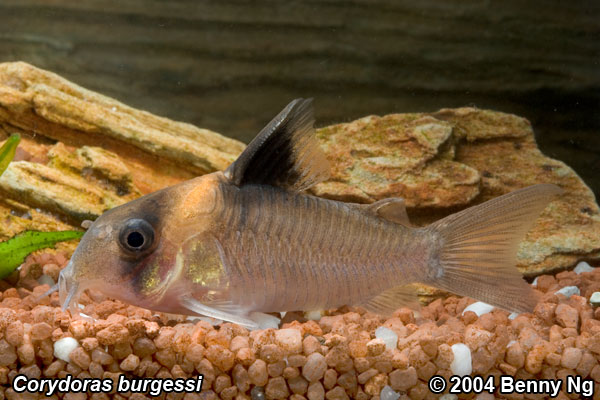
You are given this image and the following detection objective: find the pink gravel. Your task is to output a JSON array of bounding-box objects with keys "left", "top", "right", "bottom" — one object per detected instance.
[{"left": 0, "top": 251, "right": 598, "bottom": 399}]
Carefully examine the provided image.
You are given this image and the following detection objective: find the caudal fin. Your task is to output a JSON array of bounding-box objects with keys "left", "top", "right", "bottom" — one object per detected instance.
[{"left": 425, "top": 184, "right": 563, "bottom": 313}]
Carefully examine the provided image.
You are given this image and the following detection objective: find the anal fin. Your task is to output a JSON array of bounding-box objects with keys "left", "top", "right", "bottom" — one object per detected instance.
[
  {"left": 363, "top": 198, "right": 412, "bottom": 227},
  {"left": 360, "top": 284, "right": 421, "bottom": 315}
]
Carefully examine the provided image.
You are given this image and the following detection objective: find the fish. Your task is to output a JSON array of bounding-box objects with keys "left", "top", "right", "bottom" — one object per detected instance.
[{"left": 57, "top": 98, "right": 562, "bottom": 329}]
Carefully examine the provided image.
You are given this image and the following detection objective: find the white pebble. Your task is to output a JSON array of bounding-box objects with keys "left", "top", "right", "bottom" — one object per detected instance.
[
  {"left": 249, "top": 312, "right": 280, "bottom": 330},
  {"left": 380, "top": 385, "right": 400, "bottom": 400},
  {"left": 53, "top": 337, "right": 79, "bottom": 362},
  {"left": 450, "top": 343, "right": 472, "bottom": 376},
  {"left": 532, "top": 276, "right": 538, "bottom": 287},
  {"left": 304, "top": 310, "right": 323, "bottom": 321},
  {"left": 508, "top": 312, "right": 519, "bottom": 320},
  {"left": 375, "top": 327, "right": 398, "bottom": 350},
  {"left": 507, "top": 340, "right": 517, "bottom": 347},
  {"left": 462, "top": 301, "right": 494, "bottom": 317},
  {"left": 440, "top": 395, "right": 458, "bottom": 400},
  {"left": 574, "top": 261, "right": 594, "bottom": 274},
  {"left": 590, "top": 292, "right": 600, "bottom": 306},
  {"left": 555, "top": 286, "right": 580, "bottom": 299}
]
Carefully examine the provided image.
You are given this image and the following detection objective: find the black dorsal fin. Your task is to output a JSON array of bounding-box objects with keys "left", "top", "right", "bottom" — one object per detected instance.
[{"left": 224, "top": 98, "right": 330, "bottom": 191}]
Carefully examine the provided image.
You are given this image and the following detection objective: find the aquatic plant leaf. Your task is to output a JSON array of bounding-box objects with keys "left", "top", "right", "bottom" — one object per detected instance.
[
  {"left": 0, "top": 133, "right": 20, "bottom": 177},
  {"left": 0, "top": 230, "right": 83, "bottom": 279}
]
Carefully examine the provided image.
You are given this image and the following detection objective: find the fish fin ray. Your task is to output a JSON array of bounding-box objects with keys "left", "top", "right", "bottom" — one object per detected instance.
[
  {"left": 363, "top": 198, "right": 412, "bottom": 227},
  {"left": 180, "top": 296, "right": 259, "bottom": 330},
  {"left": 361, "top": 284, "right": 421, "bottom": 315},
  {"left": 224, "top": 98, "right": 330, "bottom": 191},
  {"left": 424, "top": 184, "right": 562, "bottom": 313}
]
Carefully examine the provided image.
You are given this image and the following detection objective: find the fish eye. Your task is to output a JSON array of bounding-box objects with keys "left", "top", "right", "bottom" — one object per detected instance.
[
  {"left": 119, "top": 219, "right": 156, "bottom": 255},
  {"left": 127, "top": 231, "right": 145, "bottom": 248}
]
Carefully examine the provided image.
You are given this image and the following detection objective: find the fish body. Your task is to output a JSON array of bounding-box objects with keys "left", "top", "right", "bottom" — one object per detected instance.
[{"left": 59, "top": 99, "right": 562, "bottom": 329}]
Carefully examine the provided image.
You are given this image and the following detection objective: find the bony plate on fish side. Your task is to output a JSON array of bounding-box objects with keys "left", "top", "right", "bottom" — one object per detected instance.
[{"left": 0, "top": 62, "right": 598, "bottom": 308}]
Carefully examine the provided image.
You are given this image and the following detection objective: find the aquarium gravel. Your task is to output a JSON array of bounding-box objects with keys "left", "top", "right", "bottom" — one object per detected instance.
[{"left": 0, "top": 252, "right": 599, "bottom": 399}]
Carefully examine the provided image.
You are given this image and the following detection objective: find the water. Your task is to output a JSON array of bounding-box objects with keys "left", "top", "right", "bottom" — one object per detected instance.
[{"left": 1, "top": 1, "right": 597, "bottom": 197}]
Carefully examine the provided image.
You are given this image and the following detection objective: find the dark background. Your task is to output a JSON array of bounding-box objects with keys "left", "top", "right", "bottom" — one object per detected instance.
[{"left": 1, "top": 0, "right": 599, "bottom": 197}]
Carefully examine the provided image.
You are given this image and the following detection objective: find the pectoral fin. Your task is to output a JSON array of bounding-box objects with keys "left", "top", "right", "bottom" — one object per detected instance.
[
  {"left": 361, "top": 284, "right": 421, "bottom": 315},
  {"left": 180, "top": 296, "right": 260, "bottom": 330},
  {"left": 363, "top": 198, "right": 412, "bottom": 227},
  {"left": 224, "top": 98, "right": 330, "bottom": 191}
]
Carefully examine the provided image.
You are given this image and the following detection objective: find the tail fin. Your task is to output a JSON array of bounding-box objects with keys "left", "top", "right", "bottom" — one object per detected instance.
[{"left": 425, "top": 184, "right": 563, "bottom": 313}]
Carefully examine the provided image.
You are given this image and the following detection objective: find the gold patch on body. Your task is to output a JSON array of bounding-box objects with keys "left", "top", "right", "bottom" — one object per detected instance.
[
  {"left": 183, "top": 235, "right": 229, "bottom": 304},
  {"left": 139, "top": 262, "right": 161, "bottom": 294},
  {"left": 138, "top": 251, "right": 186, "bottom": 304},
  {"left": 187, "top": 241, "right": 225, "bottom": 286}
]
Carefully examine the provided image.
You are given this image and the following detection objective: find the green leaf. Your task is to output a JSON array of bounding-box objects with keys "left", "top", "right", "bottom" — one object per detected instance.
[
  {"left": 0, "top": 230, "right": 83, "bottom": 279},
  {"left": 0, "top": 133, "right": 21, "bottom": 177}
]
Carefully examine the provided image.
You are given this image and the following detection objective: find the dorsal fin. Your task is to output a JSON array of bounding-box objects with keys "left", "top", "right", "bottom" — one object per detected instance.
[
  {"left": 363, "top": 198, "right": 412, "bottom": 227},
  {"left": 224, "top": 98, "right": 330, "bottom": 191}
]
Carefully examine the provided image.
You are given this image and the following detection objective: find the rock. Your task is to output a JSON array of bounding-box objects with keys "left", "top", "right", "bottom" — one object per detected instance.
[
  {"left": 0, "top": 61, "right": 244, "bottom": 241},
  {"left": 69, "top": 347, "right": 91, "bottom": 370},
  {"left": 265, "top": 376, "right": 290, "bottom": 399},
  {"left": 275, "top": 328, "right": 302, "bottom": 354},
  {"left": 313, "top": 114, "right": 479, "bottom": 208},
  {"left": 30, "top": 322, "right": 53, "bottom": 341},
  {"left": 303, "top": 353, "right": 328, "bottom": 382},
  {"left": 325, "top": 386, "right": 349, "bottom": 400},
  {"left": 307, "top": 382, "right": 325, "bottom": 400},
  {"left": 560, "top": 347, "right": 582, "bottom": 369},
  {"left": 248, "top": 359, "right": 269, "bottom": 386},
  {"left": 0, "top": 340, "right": 17, "bottom": 366},
  {"left": 366, "top": 338, "right": 386, "bottom": 356},
  {"left": 96, "top": 324, "right": 130, "bottom": 345},
  {"left": 388, "top": 367, "right": 417, "bottom": 391},
  {"left": 555, "top": 304, "right": 579, "bottom": 328},
  {"left": 464, "top": 326, "right": 493, "bottom": 350}
]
